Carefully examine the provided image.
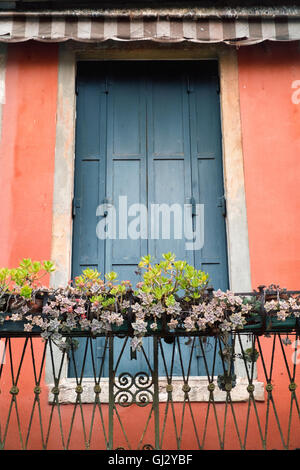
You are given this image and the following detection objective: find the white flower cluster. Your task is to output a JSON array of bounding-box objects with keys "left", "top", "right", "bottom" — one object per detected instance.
[
  {"left": 3, "top": 285, "right": 299, "bottom": 353},
  {"left": 178, "top": 290, "right": 249, "bottom": 334},
  {"left": 264, "top": 297, "right": 300, "bottom": 321}
]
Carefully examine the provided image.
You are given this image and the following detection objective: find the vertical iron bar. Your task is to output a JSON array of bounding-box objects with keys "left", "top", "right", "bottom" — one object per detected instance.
[
  {"left": 153, "top": 336, "right": 160, "bottom": 450},
  {"left": 108, "top": 335, "right": 114, "bottom": 450}
]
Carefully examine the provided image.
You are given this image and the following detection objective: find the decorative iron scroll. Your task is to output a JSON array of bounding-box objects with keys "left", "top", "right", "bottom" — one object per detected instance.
[{"left": 114, "top": 372, "right": 154, "bottom": 407}]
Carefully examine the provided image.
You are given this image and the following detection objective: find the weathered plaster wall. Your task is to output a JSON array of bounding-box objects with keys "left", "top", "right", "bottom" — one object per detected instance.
[
  {"left": 0, "top": 42, "right": 58, "bottom": 268},
  {"left": 238, "top": 41, "right": 300, "bottom": 451},
  {"left": 238, "top": 41, "right": 300, "bottom": 290},
  {"left": 50, "top": 46, "right": 76, "bottom": 289}
]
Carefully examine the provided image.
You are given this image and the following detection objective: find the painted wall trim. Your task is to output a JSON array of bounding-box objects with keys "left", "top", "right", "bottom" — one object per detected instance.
[
  {"left": 46, "top": 45, "right": 76, "bottom": 383},
  {"left": 218, "top": 47, "right": 252, "bottom": 294},
  {"left": 50, "top": 45, "right": 76, "bottom": 289}
]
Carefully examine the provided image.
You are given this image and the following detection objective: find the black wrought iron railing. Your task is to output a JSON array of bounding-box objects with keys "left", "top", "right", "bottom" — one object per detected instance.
[{"left": 0, "top": 319, "right": 299, "bottom": 450}]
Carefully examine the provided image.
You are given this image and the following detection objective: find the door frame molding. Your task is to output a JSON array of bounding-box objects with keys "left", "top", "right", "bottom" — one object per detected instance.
[
  {"left": 46, "top": 42, "right": 254, "bottom": 392},
  {"left": 51, "top": 42, "right": 251, "bottom": 294}
]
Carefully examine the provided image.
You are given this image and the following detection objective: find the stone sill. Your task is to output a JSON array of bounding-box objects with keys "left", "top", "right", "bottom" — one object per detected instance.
[{"left": 48, "top": 377, "right": 265, "bottom": 404}]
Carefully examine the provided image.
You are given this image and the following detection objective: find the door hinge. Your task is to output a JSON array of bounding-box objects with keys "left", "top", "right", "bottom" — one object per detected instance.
[
  {"left": 213, "top": 75, "right": 220, "bottom": 94},
  {"left": 130, "top": 347, "right": 137, "bottom": 360},
  {"left": 75, "top": 75, "right": 79, "bottom": 96},
  {"left": 186, "top": 76, "right": 194, "bottom": 94},
  {"left": 217, "top": 195, "right": 227, "bottom": 217},
  {"left": 72, "top": 198, "right": 81, "bottom": 218},
  {"left": 103, "top": 77, "right": 109, "bottom": 94},
  {"left": 191, "top": 197, "right": 197, "bottom": 217},
  {"left": 185, "top": 197, "right": 197, "bottom": 216},
  {"left": 96, "top": 345, "right": 105, "bottom": 360}
]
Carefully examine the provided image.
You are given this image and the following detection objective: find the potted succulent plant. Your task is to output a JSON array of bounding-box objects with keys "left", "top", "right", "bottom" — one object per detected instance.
[
  {"left": 0, "top": 259, "right": 55, "bottom": 332},
  {"left": 0, "top": 254, "right": 299, "bottom": 352}
]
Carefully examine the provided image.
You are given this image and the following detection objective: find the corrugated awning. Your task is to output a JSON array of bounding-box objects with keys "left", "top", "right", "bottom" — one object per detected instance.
[{"left": 0, "top": 11, "right": 300, "bottom": 45}]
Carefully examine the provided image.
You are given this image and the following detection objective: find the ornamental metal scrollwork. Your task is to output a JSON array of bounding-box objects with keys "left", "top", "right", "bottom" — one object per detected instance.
[
  {"left": 134, "top": 371, "right": 153, "bottom": 389},
  {"left": 115, "top": 372, "right": 135, "bottom": 390},
  {"left": 114, "top": 371, "right": 154, "bottom": 407}
]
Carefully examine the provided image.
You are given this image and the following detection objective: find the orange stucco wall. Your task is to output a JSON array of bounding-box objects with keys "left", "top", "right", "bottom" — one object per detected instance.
[
  {"left": 236, "top": 41, "right": 300, "bottom": 451},
  {"left": 0, "top": 42, "right": 58, "bottom": 268},
  {"left": 0, "top": 41, "right": 299, "bottom": 450},
  {"left": 238, "top": 41, "right": 300, "bottom": 290}
]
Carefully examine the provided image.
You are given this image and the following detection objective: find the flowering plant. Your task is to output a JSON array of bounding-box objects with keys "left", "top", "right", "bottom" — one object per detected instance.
[
  {"left": 0, "top": 256, "right": 299, "bottom": 352},
  {"left": 263, "top": 284, "right": 300, "bottom": 321}
]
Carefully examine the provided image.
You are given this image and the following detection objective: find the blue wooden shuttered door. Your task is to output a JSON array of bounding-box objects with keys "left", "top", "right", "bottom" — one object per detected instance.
[{"left": 69, "top": 61, "right": 229, "bottom": 378}]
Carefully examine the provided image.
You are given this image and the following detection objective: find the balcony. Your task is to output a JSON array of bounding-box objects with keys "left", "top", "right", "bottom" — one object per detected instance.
[{"left": 0, "top": 302, "right": 299, "bottom": 450}]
